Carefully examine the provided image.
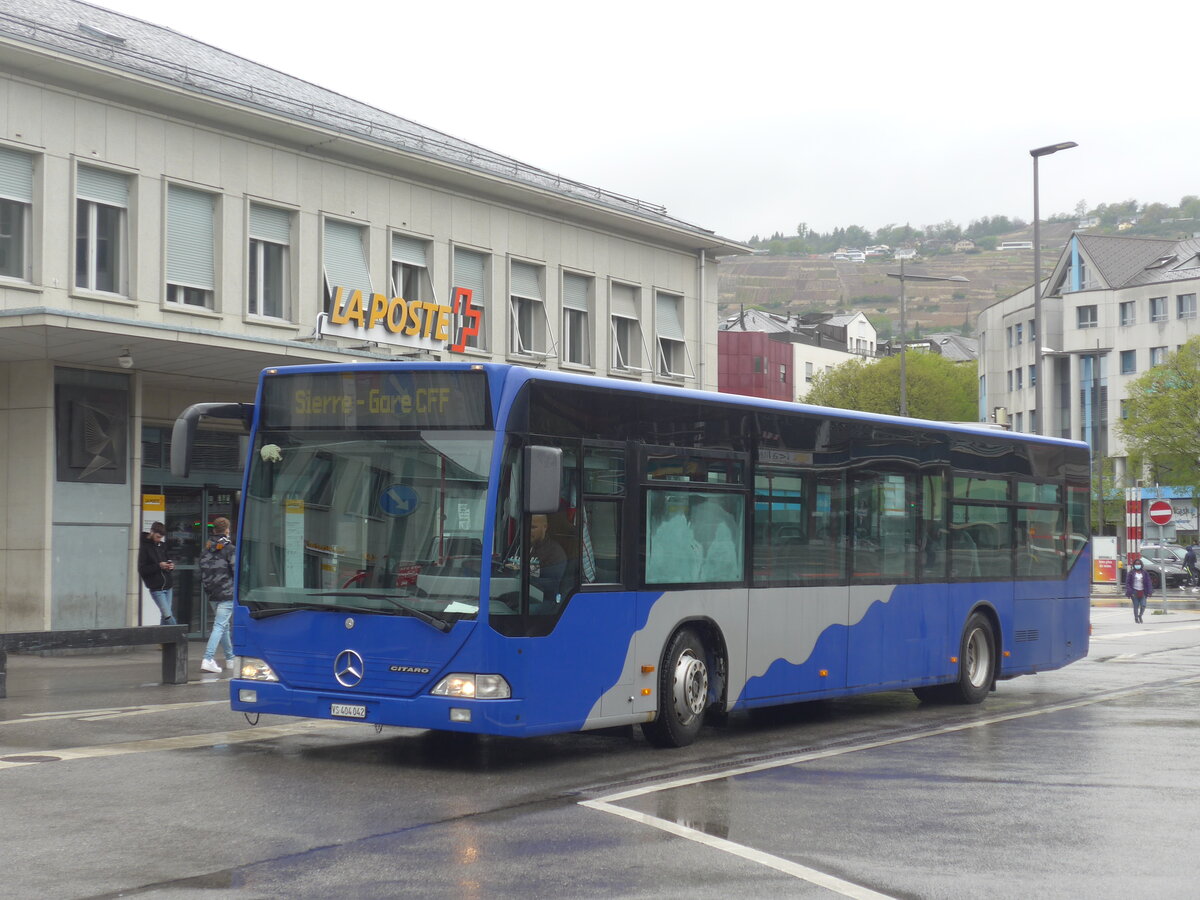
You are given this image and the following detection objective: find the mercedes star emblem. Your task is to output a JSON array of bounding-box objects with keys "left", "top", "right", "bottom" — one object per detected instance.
[{"left": 334, "top": 649, "right": 364, "bottom": 687}]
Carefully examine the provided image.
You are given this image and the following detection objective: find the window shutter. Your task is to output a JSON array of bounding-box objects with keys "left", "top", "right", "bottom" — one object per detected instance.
[
  {"left": 0, "top": 147, "right": 33, "bottom": 203},
  {"left": 323, "top": 219, "right": 372, "bottom": 296},
  {"left": 656, "top": 293, "right": 684, "bottom": 340},
  {"left": 166, "top": 185, "right": 215, "bottom": 290},
  {"left": 249, "top": 204, "right": 290, "bottom": 244},
  {"left": 454, "top": 248, "right": 487, "bottom": 304},
  {"left": 511, "top": 261, "right": 542, "bottom": 300},
  {"left": 391, "top": 233, "right": 428, "bottom": 267},
  {"left": 78, "top": 166, "right": 129, "bottom": 208},
  {"left": 611, "top": 283, "right": 637, "bottom": 319},
  {"left": 563, "top": 273, "right": 589, "bottom": 311}
]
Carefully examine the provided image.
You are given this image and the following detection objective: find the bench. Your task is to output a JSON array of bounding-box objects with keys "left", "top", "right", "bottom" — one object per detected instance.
[{"left": 0, "top": 625, "right": 189, "bottom": 698}]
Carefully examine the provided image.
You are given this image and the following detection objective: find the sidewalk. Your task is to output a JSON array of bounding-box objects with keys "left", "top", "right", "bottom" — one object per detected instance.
[
  {"left": 0, "top": 640, "right": 231, "bottom": 712},
  {"left": 1089, "top": 581, "right": 1200, "bottom": 610}
]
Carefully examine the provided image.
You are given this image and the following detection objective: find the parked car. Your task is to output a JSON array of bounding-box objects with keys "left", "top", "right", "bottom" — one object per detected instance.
[{"left": 1134, "top": 543, "right": 1189, "bottom": 588}]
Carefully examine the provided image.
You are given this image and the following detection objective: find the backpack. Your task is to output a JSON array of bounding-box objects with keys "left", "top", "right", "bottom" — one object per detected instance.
[{"left": 199, "top": 535, "right": 235, "bottom": 600}]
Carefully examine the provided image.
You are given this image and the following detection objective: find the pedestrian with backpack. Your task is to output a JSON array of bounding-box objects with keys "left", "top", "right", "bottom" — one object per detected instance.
[{"left": 199, "top": 516, "right": 237, "bottom": 674}]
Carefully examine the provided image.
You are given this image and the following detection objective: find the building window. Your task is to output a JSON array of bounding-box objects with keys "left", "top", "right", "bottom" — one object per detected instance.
[
  {"left": 0, "top": 146, "right": 34, "bottom": 281},
  {"left": 1029, "top": 319, "right": 1036, "bottom": 342},
  {"left": 1006, "top": 326, "right": 1013, "bottom": 347},
  {"left": 453, "top": 247, "right": 488, "bottom": 351},
  {"left": 610, "top": 282, "right": 644, "bottom": 373},
  {"left": 1014, "top": 322, "right": 1023, "bottom": 345},
  {"left": 509, "top": 260, "right": 550, "bottom": 358},
  {"left": 655, "top": 291, "right": 687, "bottom": 379},
  {"left": 1150, "top": 297, "right": 1167, "bottom": 323},
  {"left": 166, "top": 184, "right": 216, "bottom": 308},
  {"left": 779, "top": 364, "right": 787, "bottom": 384},
  {"left": 1119, "top": 301, "right": 1136, "bottom": 326},
  {"left": 323, "top": 218, "right": 371, "bottom": 313},
  {"left": 390, "top": 233, "right": 431, "bottom": 305},
  {"left": 1006, "top": 370, "right": 1013, "bottom": 391},
  {"left": 1150, "top": 346, "right": 1167, "bottom": 366},
  {"left": 1015, "top": 368, "right": 1024, "bottom": 390},
  {"left": 1015, "top": 412, "right": 1023, "bottom": 432},
  {"left": 1076, "top": 305, "right": 1098, "bottom": 328},
  {"left": 76, "top": 166, "right": 129, "bottom": 295},
  {"left": 247, "top": 203, "right": 291, "bottom": 319},
  {"left": 805, "top": 361, "right": 815, "bottom": 383},
  {"left": 1178, "top": 293, "right": 1197, "bottom": 319},
  {"left": 1120, "top": 350, "right": 1136, "bottom": 375},
  {"left": 1029, "top": 363, "right": 1037, "bottom": 387},
  {"left": 561, "top": 273, "right": 592, "bottom": 367}
]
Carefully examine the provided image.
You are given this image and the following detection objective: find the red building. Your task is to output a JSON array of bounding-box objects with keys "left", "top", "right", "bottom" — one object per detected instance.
[{"left": 717, "top": 331, "right": 793, "bottom": 401}]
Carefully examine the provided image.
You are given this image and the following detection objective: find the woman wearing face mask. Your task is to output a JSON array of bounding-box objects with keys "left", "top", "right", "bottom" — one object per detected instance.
[{"left": 1124, "top": 557, "right": 1154, "bottom": 623}]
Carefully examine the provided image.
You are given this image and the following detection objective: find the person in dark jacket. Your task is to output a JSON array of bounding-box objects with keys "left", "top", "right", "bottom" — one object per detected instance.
[
  {"left": 137, "top": 522, "right": 177, "bottom": 625},
  {"left": 199, "top": 517, "right": 236, "bottom": 674},
  {"left": 1125, "top": 557, "right": 1154, "bottom": 623},
  {"left": 1184, "top": 545, "right": 1198, "bottom": 592}
]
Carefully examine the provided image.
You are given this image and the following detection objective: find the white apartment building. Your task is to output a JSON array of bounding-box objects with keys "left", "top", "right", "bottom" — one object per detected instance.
[
  {"left": 978, "top": 232, "right": 1200, "bottom": 539},
  {"left": 0, "top": 0, "right": 745, "bottom": 635}
]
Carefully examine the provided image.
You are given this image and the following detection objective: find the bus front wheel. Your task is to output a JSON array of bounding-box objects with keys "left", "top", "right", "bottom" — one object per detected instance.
[
  {"left": 915, "top": 612, "right": 995, "bottom": 705},
  {"left": 641, "top": 628, "right": 709, "bottom": 748}
]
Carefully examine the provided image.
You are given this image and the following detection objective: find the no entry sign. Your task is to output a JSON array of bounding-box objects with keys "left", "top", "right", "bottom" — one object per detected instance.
[{"left": 1149, "top": 500, "right": 1173, "bottom": 526}]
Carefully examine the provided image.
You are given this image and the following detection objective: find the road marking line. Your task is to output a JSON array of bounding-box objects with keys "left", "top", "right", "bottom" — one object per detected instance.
[
  {"left": 582, "top": 676, "right": 1200, "bottom": 898},
  {"left": 0, "top": 720, "right": 356, "bottom": 770},
  {"left": 1093, "top": 624, "right": 1200, "bottom": 640},
  {"left": 1, "top": 700, "right": 226, "bottom": 727},
  {"left": 580, "top": 799, "right": 897, "bottom": 900}
]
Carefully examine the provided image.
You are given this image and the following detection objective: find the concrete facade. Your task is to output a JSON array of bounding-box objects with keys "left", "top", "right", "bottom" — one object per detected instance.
[
  {"left": 0, "top": 0, "right": 744, "bottom": 633},
  {"left": 978, "top": 232, "right": 1200, "bottom": 540}
]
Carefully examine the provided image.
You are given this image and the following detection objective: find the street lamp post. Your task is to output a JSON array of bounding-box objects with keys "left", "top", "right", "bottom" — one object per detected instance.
[
  {"left": 1031, "top": 140, "right": 1078, "bottom": 435},
  {"left": 886, "top": 262, "right": 968, "bottom": 416}
]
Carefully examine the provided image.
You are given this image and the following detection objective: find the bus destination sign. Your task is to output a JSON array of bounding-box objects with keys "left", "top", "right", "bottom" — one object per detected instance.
[{"left": 262, "top": 370, "right": 490, "bottom": 429}]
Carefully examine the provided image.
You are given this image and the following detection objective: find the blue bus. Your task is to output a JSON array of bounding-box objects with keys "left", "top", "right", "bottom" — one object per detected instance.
[{"left": 172, "top": 363, "right": 1091, "bottom": 747}]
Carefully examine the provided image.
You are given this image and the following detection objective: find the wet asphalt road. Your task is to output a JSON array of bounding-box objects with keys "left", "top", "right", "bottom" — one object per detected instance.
[{"left": 1, "top": 606, "right": 1198, "bottom": 899}]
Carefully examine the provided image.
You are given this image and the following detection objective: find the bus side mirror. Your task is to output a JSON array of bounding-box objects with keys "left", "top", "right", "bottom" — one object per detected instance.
[
  {"left": 524, "top": 445, "right": 562, "bottom": 515},
  {"left": 170, "top": 402, "right": 253, "bottom": 477}
]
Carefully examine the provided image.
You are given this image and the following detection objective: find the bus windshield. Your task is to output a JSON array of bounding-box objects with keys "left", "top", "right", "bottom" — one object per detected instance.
[{"left": 240, "top": 428, "right": 494, "bottom": 626}]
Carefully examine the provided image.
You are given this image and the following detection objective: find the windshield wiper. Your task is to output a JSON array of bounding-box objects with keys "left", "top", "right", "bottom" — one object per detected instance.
[
  {"left": 249, "top": 601, "right": 383, "bottom": 621},
  {"left": 307, "top": 591, "right": 454, "bottom": 633}
]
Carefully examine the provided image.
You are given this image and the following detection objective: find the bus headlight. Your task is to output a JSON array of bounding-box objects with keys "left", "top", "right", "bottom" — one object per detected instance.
[
  {"left": 431, "top": 673, "right": 511, "bottom": 699},
  {"left": 238, "top": 657, "right": 279, "bottom": 682}
]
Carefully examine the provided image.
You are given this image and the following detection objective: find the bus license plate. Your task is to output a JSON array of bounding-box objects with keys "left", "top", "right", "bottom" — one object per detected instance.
[{"left": 330, "top": 703, "right": 367, "bottom": 719}]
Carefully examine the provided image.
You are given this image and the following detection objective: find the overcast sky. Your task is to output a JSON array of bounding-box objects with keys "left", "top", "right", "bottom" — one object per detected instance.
[{"left": 91, "top": 0, "right": 1195, "bottom": 242}]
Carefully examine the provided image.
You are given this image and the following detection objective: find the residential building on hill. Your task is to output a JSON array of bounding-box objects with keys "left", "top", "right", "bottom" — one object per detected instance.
[
  {"left": 977, "top": 232, "right": 1200, "bottom": 543},
  {"left": 0, "top": 0, "right": 745, "bottom": 634},
  {"left": 718, "top": 309, "right": 878, "bottom": 400}
]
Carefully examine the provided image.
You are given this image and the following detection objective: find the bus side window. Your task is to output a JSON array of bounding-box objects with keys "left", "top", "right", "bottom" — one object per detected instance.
[
  {"left": 646, "top": 490, "right": 744, "bottom": 584},
  {"left": 581, "top": 500, "right": 620, "bottom": 583},
  {"left": 580, "top": 446, "right": 625, "bottom": 585}
]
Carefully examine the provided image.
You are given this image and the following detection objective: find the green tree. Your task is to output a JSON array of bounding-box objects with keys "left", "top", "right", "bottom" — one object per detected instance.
[
  {"left": 804, "top": 353, "right": 977, "bottom": 420},
  {"left": 1118, "top": 338, "right": 1200, "bottom": 497}
]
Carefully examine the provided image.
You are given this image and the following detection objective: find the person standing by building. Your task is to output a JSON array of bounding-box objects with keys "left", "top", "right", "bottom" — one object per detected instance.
[
  {"left": 199, "top": 517, "right": 237, "bottom": 674},
  {"left": 137, "top": 522, "right": 177, "bottom": 625},
  {"left": 1125, "top": 557, "right": 1153, "bottom": 623},
  {"left": 1184, "top": 544, "right": 1199, "bottom": 593}
]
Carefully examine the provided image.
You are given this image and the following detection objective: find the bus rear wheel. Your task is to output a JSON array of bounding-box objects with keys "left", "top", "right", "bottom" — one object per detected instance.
[
  {"left": 641, "top": 628, "right": 709, "bottom": 748},
  {"left": 913, "top": 612, "right": 995, "bottom": 705}
]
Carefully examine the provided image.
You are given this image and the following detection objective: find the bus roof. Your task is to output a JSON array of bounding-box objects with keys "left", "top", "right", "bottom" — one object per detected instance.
[{"left": 257, "top": 361, "right": 1088, "bottom": 452}]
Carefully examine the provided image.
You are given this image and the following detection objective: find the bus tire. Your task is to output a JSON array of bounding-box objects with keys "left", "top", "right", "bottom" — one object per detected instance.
[
  {"left": 641, "top": 628, "right": 709, "bottom": 748},
  {"left": 913, "top": 612, "right": 996, "bottom": 705},
  {"left": 947, "top": 611, "right": 995, "bottom": 704}
]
